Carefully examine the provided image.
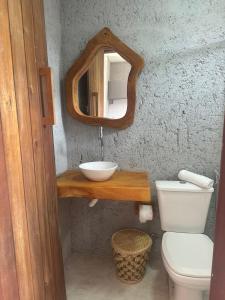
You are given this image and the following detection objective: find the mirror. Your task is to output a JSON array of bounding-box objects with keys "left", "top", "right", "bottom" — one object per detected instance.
[
  {"left": 78, "top": 50, "right": 131, "bottom": 119},
  {"left": 66, "top": 28, "right": 144, "bottom": 128}
]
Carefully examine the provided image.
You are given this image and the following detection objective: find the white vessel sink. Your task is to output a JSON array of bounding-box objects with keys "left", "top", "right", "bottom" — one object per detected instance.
[{"left": 79, "top": 161, "right": 118, "bottom": 181}]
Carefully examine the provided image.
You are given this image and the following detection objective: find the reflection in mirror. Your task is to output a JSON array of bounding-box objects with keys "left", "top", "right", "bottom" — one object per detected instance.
[{"left": 78, "top": 49, "right": 131, "bottom": 119}]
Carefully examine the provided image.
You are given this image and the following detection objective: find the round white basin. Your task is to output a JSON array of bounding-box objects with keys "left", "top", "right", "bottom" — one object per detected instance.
[{"left": 79, "top": 161, "right": 118, "bottom": 181}]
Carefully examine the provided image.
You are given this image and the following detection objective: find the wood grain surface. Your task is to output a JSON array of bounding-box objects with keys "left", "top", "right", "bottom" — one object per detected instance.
[
  {"left": 57, "top": 170, "right": 151, "bottom": 203},
  {"left": 66, "top": 27, "right": 144, "bottom": 129},
  {"left": 0, "top": 0, "right": 66, "bottom": 299}
]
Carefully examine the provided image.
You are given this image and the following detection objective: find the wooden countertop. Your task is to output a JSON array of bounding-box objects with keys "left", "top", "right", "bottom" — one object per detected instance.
[{"left": 57, "top": 170, "right": 151, "bottom": 203}]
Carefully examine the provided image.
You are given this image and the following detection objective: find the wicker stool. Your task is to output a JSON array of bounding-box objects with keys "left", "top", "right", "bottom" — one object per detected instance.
[{"left": 112, "top": 229, "right": 152, "bottom": 284}]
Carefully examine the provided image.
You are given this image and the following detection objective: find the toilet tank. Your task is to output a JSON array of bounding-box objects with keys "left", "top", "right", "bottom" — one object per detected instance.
[{"left": 156, "top": 181, "right": 214, "bottom": 233}]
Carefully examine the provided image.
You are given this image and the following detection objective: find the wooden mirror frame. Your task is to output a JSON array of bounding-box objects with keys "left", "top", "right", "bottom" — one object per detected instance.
[{"left": 66, "top": 27, "right": 144, "bottom": 129}]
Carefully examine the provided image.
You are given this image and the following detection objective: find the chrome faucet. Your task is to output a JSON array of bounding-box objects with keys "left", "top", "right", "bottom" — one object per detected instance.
[{"left": 99, "top": 126, "right": 104, "bottom": 161}]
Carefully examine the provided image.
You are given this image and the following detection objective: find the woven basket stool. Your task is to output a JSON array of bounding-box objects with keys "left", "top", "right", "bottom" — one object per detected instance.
[{"left": 112, "top": 229, "right": 152, "bottom": 284}]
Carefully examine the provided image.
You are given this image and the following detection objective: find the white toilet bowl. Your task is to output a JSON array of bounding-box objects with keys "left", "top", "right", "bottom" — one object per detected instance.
[
  {"left": 155, "top": 180, "right": 214, "bottom": 300},
  {"left": 161, "top": 232, "right": 213, "bottom": 300}
]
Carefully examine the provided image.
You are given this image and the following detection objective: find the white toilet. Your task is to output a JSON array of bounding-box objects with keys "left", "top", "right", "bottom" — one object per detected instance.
[{"left": 156, "top": 180, "right": 214, "bottom": 300}]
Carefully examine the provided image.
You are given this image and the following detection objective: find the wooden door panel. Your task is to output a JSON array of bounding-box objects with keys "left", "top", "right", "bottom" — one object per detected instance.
[
  {"left": 0, "top": 118, "right": 20, "bottom": 300},
  {"left": 88, "top": 49, "right": 104, "bottom": 117},
  {"left": 0, "top": 0, "right": 66, "bottom": 299},
  {"left": 0, "top": 1, "right": 34, "bottom": 298},
  {"left": 32, "top": 1, "right": 66, "bottom": 299},
  {"left": 8, "top": 1, "right": 46, "bottom": 298},
  {"left": 21, "top": 0, "right": 57, "bottom": 298}
]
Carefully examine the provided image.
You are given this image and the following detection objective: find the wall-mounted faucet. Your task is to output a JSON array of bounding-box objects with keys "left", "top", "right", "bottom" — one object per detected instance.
[{"left": 99, "top": 126, "right": 104, "bottom": 161}]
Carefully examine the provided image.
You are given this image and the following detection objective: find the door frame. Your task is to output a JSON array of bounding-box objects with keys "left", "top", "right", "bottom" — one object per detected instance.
[{"left": 210, "top": 116, "right": 225, "bottom": 300}]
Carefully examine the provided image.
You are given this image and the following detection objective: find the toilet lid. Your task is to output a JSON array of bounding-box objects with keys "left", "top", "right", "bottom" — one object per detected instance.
[{"left": 162, "top": 232, "right": 213, "bottom": 278}]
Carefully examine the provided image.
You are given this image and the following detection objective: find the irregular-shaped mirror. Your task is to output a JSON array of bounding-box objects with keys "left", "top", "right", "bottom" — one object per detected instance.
[{"left": 66, "top": 28, "right": 144, "bottom": 129}]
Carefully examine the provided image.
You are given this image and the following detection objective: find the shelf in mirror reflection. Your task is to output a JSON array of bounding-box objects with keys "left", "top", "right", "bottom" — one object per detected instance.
[{"left": 78, "top": 49, "right": 131, "bottom": 120}]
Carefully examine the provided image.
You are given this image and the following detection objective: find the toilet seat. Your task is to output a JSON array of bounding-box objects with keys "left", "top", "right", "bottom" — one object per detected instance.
[
  {"left": 162, "top": 255, "right": 211, "bottom": 290},
  {"left": 162, "top": 232, "right": 213, "bottom": 278}
]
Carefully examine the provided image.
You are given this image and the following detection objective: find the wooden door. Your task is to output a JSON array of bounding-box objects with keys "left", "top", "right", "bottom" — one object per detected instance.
[
  {"left": 0, "top": 0, "right": 66, "bottom": 299},
  {"left": 88, "top": 49, "right": 104, "bottom": 117}
]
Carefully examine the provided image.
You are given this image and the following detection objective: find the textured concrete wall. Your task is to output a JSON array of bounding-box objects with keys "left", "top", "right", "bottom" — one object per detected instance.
[
  {"left": 44, "top": 0, "right": 71, "bottom": 261},
  {"left": 60, "top": 0, "right": 225, "bottom": 255},
  {"left": 44, "top": 0, "right": 68, "bottom": 174}
]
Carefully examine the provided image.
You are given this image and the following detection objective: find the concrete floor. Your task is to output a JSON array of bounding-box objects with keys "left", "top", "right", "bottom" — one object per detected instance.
[{"left": 65, "top": 253, "right": 169, "bottom": 300}]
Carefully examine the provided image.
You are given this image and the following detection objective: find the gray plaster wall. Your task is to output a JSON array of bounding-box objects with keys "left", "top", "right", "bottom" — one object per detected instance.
[
  {"left": 60, "top": 0, "right": 225, "bottom": 255},
  {"left": 44, "top": 0, "right": 68, "bottom": 175},
  {"left": 44, "top": 0, "right": 71, "bottom": 262}
]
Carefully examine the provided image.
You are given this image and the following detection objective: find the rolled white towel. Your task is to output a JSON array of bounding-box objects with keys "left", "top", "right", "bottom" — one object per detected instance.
[{"left": 178, "top": 170, "right": 214, "bottom": 189}]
